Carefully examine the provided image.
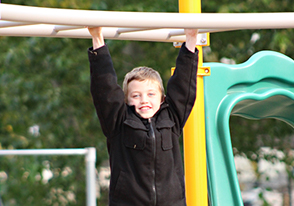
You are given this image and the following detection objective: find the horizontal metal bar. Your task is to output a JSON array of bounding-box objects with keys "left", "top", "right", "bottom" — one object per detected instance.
[
  {"left": 0, "top": 20, "right": 32, "bottom": 28},
  {"left": 1, "top": 4, "right": 294, "bottom": 30},
  {"left": 0, "top": 24, "right": 234, "bottom": 42},
  {"left": 0, "top": 26, "right": 186, "bottom": 42},
  {"left": 0, "top": 148, "right": 88, "bottom": 156},
  {"left": 53, "top": 25, "right": 84, "bottom": 32},
  {"left": 116, "top": 28, "right": 155, "bottom": 34},
  {"left": 0, "top": 26, "right": 208, "bottom": 45}
]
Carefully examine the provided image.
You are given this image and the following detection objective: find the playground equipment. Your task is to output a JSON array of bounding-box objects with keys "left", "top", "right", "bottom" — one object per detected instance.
[
  {"left": 204, "top": 51, "right": 294, "bottom": 205},
  {"left": 1, "top": 1, "right": 294, "bottom": 206},
  {"left": 1, "top": 4, "right": 294, "bottom": 41}
]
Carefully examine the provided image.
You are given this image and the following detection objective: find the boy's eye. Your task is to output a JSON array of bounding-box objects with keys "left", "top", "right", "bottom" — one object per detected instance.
[
  {"left": 148, "top": 93, "right": 155, "bottom": 97},
  {"left": 132, "top": 94, "right": 140, "bottom": 98}
]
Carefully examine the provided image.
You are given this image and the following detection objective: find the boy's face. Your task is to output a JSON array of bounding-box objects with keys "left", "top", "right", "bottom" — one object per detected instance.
[{"left": 127, "top": 79, "right": 162, "bottom": 119}]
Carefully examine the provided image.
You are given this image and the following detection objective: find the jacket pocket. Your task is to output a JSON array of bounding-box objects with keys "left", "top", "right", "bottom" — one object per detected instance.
[
  {"left": 113, "top": 171, "right": 127, "bottom": 200},
  {"left": 123, "top": 119, "right": 148, "bottom": 150},
  {"left": 156, "top": 120, "right": 175, "bottom": 150}
]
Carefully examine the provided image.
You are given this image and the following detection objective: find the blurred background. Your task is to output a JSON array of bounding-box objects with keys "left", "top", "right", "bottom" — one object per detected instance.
[{"left": 0, "top": 0, "right": 294, "bottom": 205}]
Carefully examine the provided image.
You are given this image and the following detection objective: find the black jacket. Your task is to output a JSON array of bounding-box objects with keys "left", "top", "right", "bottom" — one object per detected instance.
[{"left": 88, "top": 43, "right": 198, "bottom": 206}]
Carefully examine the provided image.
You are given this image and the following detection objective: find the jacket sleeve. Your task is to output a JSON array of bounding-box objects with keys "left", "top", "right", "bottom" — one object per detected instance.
[
  {"left": 88, "top": 45, "right": 126, "bottom": 138},
  {"left": 165, "top": 42, "right": 199, "bottom": 129}
]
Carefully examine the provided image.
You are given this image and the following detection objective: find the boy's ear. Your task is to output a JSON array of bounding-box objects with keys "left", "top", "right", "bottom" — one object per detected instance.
[{"left": 161, "top": 95, "right": 166, "bottom": 103}]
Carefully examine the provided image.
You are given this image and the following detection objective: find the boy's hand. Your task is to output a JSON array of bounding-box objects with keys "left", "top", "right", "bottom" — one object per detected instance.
[
  {"left": 87, "top": 27, "right": 105, "bottom": 50},
  {"left": 184, "top": 29, "right": 198, "bottom": 53}
]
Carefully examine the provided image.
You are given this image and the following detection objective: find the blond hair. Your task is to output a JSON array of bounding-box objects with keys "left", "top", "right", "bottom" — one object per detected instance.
[{"left": 123, "top": 66, "right": 165, "bottom": 102}]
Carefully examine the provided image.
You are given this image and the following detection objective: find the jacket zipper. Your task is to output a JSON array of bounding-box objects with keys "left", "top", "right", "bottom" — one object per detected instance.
[{"left": 149, "top": 118, "right": 157, "bottom": 206}]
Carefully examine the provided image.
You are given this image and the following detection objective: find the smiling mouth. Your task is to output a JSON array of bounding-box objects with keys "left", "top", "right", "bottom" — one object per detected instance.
[{"left": 139, "top": 106, "right": 152, "bottom": 111}]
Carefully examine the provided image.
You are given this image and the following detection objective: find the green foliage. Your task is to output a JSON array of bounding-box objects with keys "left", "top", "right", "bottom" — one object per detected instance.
[
  {"left": 202, "top": 0, "right": 294, "bottom": 63},
  {"left": 0, "top": 0, "right": 294, "bottom": 205},
  {"left": 230, "top": 117, "right": 293, "bottom": 158},
  {"left": 0, "top": 35, "right": 106, "bottom": 205}
]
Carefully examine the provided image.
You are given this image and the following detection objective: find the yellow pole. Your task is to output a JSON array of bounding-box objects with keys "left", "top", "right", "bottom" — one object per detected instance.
[{"left": 179, "top": 0, "right": 208, "bottom": 205}]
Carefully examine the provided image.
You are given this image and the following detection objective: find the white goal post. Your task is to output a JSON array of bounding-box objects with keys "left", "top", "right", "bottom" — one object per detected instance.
[{"left": 0, "top": 148, "right": 97, "bottom": 206}]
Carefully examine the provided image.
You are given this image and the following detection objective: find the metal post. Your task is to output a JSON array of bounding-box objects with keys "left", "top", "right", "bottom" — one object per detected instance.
[
  {"left": 85, "top": 147, "right": 97, "bottom": 206},
  {"left": 179, "top": 0, "right": 208, "bottom": 205}
]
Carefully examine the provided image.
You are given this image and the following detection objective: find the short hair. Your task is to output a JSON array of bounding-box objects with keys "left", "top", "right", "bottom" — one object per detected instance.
[{"left": 123, "top": 66, "right": 165, "bottom": 102}]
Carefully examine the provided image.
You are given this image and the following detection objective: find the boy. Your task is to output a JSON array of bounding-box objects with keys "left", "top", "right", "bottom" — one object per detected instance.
[{"left": 88, "top": 27, "right": 198, "bottom": 206}]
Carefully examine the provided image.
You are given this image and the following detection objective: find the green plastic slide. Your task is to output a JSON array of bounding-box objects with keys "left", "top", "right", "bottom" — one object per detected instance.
[{"left": 203, "top": 51, "right": 294, "bottom": 206}]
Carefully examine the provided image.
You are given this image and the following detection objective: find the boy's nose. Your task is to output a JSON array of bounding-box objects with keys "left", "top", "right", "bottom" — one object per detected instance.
[{"left": 140, "top": 95, "right": 148, "bottom": 103}]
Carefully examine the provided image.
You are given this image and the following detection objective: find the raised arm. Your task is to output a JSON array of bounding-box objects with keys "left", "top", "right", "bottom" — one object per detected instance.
[
  {"left": 87, "top": 27, "right": 126, "bottom": 138},
  {"left": 165, "top": 29, "right": 199, "bottom": 128}
]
